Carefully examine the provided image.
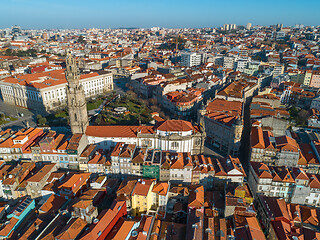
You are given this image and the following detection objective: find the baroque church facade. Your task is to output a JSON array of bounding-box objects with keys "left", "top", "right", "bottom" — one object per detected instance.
[{"left": 85, "top": 120, "right": 206, "bottom": 155}]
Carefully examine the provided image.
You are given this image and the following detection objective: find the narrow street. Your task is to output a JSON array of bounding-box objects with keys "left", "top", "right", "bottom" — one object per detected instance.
[{"left": 239, "top": 101, "right": 252, "bottom": 174}]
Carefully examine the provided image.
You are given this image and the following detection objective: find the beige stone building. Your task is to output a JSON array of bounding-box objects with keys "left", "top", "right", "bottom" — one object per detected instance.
[
  {"left": 25, "top": 163, "right": 58, "bottom": 199},
  {"left": 198, "top": 99, "right": 243, "bottom": 156}
]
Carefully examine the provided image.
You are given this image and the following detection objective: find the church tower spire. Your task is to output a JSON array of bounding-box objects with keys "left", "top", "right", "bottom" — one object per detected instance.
[{"left": 65, "top": 53, "right": 89, "bottom": 134}]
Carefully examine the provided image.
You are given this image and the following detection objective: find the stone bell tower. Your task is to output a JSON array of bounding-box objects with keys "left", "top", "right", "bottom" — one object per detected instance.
[{"left": 65, "top": 53, "right": 89, "bottom": 134}]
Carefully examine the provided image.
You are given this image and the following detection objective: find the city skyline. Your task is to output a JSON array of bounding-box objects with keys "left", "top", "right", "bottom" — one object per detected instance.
[
  {"left": 1, "top": 2, "right": 320, "bottom": 239},
  {"left": 1, "top": 0, "right": 320, "bottom": 29}
]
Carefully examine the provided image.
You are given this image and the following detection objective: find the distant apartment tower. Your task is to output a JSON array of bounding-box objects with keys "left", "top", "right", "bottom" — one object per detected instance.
[
  {"left": 246, "top": 23, "right": 252, "bottom": 30},
  {"left": 276, "top": 23, "right": 283, "bottom": 30},
  {"left": 223, "top": 24, "right": 230, "bottom": 31},
  {"left": 223, "top": 24, "right": 237, "bottom": 31},
  {"left": 181, "top": 51, "right": 201, "bottom": 67},
  {"left": 295, "top": 24, "right": 304, "bottom": 29}
]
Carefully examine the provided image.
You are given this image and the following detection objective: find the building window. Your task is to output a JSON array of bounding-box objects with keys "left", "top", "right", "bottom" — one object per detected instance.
[
  {"left": 142, "top": 139, "right": 152, "bottom": 147},
  {"left": 171, "top": 142, "right": 179, "bottom": 149}
]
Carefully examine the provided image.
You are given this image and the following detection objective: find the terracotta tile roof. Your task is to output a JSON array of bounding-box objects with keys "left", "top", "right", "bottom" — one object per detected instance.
[
  {"left": 251, "top": 127, "right": 265, "bottom": 148},
  {"left": 205, "top": 99, "right": 242, "bottom": 127},
  {"left": 250, "top": 103, "right": 289, "bottom": 118},
  {"left": 170, "top": 153, "right": 184, "bottom": 169},
  {"left": 0, "top": 217, "right": 19, "bottom": 238},
  {"left": 86, "top": 126, "right": 154, "bottom": 138},
  {"left": 308, "top": 175, "right": 320, "bottom": 189},
  {"left": 46, "top": 172, "right": 66, "bottom": 183},
  {"left": 158, "top": 222, "right": 186, "bottom": 240},
  {"left": 270, "top": 220, "right": 293, "bottom": 240},
  {"left": 119, "top": 144, "right": 136, "bottom": 158},
  {"left": 275, "top": 135, "right": 299, "bottom": 152},
  {"left": 128, "top": 215, "right": 154, "bottom": 240},
  {"left": 300, "top": 206, "right": 319, "bottom": 226},
  {"left": 217, "top": 79, "right": 256, "bottom": 99},
  {"left": 56, "top": 217, "right": 87, "bottom": 240},
  {"left": 111, "top": 142, "right": 124, "bottom": 157},
  {"left": 2, "top": 69, "right": 100, "bottom": 89},
  {"left": 169, "top": 185, "right": 189, "bottom": 196},
  {"left": 188, "top": 185, "right": 204, "bottom": 208},
  {"left": 111, "top": 220, "right": 135, "bottom": 240},
  {"left": 291, "top": 168, "right": 309, "bottom": 180},
  {"left": 80, "top": 144, "right": 96, "bottom": 158},
  {"left": 3, "top": 162, "right": 36, "bottom": 185},
  {"left": 132, "top": 147, "right": 146, "bottom": 164},
  {"left": 299, "top": 143, "right": 318, "bottom": 164},
  {"left": 27, "top": 163, "right": 56, "bottom": 183},
  {"left": 117, "top": 180, "right": 137, "bottom": 196},
  {"left": 152, "top": 182, "right": 169, "bottom": 196},
  {"left": 156, "top": 120, "right": 194, "bottom": 132},
  {"left": 235, "top": 216, "right": 266, "bottom": 240},
  {"left": 72, "top": 199, "right": 92, "bottom": 209},
  {"left": 132, "top": 179, "right": 154, "bottom": 196},
  {"left": 39, "top": 194, "right": 67, "bottom": 214},
  {"left": 80, "top": 200, "right": 126, "bottom": 240},
  {"left": 59, "top": 173, "right": 90, "bottom": 189},
  {"left": 253, "top": 94, "right": 280, "bottom": 101},
  {"left": 58, "top": 173, "right": 91, "bottom": 195},
  {"left": 88, "top": 152, "right": 106, "bottom": 165},
  {"left": 0, "top": 165, "right": 12, "bottom": 181},
  {"left": 259, "top": 196, "right": 290, "bottom": 221},
  {"left": 250, "top": 162, "right": 273, "bottom": 179},
  {"left": 149, "top": 219, "right": 161, "bottom": 240}
]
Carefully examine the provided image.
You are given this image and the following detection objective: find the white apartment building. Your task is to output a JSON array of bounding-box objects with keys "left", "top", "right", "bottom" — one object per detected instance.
[
  {"left": 0, "top": 69, "right": 113, "bottom": 112},
  {"left": 235, "top": 59, "right": 249, "bottom": 72},
  {"left": 249, "top": 161, "right": 320, "bottom": 207},
  {"left": 272, "top": 65, "right": 285, "bottom": 77},
  {"left": 223, "top": 56, "right": 238, "bottom": 70},
  {"left": 181, "top": 52, "right": 201, "bottom": 67}
]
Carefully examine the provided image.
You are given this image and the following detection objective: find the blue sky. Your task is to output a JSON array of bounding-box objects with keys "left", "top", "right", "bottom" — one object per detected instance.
[{"left": 1, "top": 0, "right": 320, "bottom": 29}]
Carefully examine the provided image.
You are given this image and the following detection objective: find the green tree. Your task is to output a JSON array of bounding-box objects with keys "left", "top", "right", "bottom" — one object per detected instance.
[
  {"left": 38, "top": 117, "right": 47, "bottom": 126},
  {"left": 5, "top": 49, "right": 12, "bottom": 56}
]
